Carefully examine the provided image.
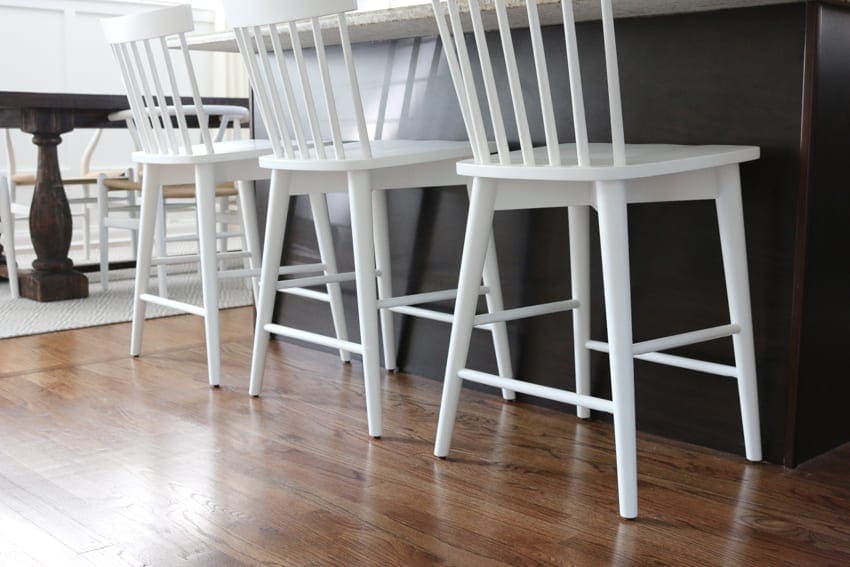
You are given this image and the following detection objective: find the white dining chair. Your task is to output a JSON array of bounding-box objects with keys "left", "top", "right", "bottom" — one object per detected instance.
[
  {"left": 101, "top": 4, "right": 275, "bottom": 387},
  {"left": 223, "top": 0, "right": 515, "bottom": 438},
  {"left": 430, "top": 0, "right": 763, "bottom": 518},
  {"left": 0, "top": 175, "right": 26, "bottom": 298},
  {"left": 97, "top": 105, "right": 254, "bottom": 295}
]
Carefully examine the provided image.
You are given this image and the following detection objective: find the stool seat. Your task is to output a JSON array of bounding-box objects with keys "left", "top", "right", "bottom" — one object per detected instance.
[
  {"left": 457, "top": 143, "right": 760, "bottom": 181},
  {"left": 259, "top": 140, "right": 475, "bottom": 172}
]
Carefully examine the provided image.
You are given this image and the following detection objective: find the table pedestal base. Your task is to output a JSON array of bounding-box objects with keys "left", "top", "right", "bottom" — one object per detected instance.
[
  {"left": 19, "top": 269, "right": 88, "bottom": 302},
  {"left": 19, "top": 108, "right": 89, "bottom": 302}
]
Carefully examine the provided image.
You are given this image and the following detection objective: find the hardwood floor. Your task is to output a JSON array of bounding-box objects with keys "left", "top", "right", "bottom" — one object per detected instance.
[{"left": 0, "top": 307, "right": 848, "bottom": 566}]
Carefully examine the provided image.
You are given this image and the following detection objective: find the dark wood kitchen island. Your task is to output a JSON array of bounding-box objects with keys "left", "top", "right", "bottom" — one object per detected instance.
[{"left": 184, "top": 0, "right": 850, "bottom": 467}]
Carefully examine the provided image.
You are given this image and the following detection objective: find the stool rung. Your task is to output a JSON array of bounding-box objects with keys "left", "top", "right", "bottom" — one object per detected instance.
[
  {"left": 633, "top": 324, "right": 740, "bottom": 355},
  {"left": 139, "top": 293, "right": 204, "bottom": 316},
  {"left": 152, "top": 250, "right": 250, "bottom": 266},
  {"left": 218, "top": 268, "right": 257, "bottom": 280},
  {"left": 103, "top": 218, "right": 139, "bottom": 230},
  {"left": 636, "top": 352, "right": 738, "bottom": 378},
  {"left": 164, "top": 231, "right": 243, "bottom": 243},
  {"left": 216, "top": 213, "right": 241, "bottom": 224},
  {"left": 377, "top": 286, "right": 489, "bottom": 310},
  {"left": 278, "top": 263, "right": 326, "bottom": 275},
  {"left": 457, "top": 369, "right": 614, "bottom": 414},
  {"left": 279, "top": 288, "right": 331, "bottom": 302},
  {"left": 586, "top": 341, "right": 739, "bottom": 378},
  {"left": 474, "top": 299, "right": 579, "bottom": 326},
  {"left": 276, "top": 272, "right": 356, "bottom": 291},
  {"left": 264, "top": 323, "right": 363, "bottom": 354},
  {"left": 389, "top": 305, "right": 453, "bottom": 324}
]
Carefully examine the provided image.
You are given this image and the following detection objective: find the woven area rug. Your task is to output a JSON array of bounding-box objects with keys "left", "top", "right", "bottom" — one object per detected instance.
[{"left": 0, "top": 267, "right": 253, "bottom": 339}]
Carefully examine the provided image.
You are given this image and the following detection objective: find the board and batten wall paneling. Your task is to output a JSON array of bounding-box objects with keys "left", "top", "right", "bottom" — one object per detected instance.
[{"left": 0, "top": 0, "right": 218, "bottom": 174}]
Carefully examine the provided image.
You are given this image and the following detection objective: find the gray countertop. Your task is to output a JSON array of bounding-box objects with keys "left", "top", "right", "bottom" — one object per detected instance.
[{"left": 182, "top": 0, "right": 815, "bottom": 52}]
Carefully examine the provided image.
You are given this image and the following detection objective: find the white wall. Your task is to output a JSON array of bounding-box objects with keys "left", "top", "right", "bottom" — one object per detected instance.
[{"left": 0, "top": 0, "right": 224, "bottom": 174}]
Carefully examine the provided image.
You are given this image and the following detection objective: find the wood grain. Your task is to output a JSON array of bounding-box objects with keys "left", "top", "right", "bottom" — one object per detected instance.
[{"left": 0, "top": 307, "right": 848, "bottom": 565}]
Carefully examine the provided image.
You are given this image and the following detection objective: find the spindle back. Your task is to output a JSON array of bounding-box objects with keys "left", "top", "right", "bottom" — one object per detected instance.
[
  {"left": 102, "top": 4, "right": 215, "bottom": 157},
  {"left": 430, "top": 0, "right": 625, "bottom": 167},
  {"left": 223, "top": 0, "right": 371, "bottom": 161}
]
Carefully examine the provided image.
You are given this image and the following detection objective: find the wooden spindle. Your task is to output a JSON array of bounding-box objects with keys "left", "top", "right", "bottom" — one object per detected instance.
[{"left": 289, "top": 21, "right": 327, "bottom": 160}]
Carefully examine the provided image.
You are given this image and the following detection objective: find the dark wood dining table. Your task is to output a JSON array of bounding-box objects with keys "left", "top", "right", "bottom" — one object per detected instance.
[{"left": 0, "top": 91, "right": 248, "bottom": 302}]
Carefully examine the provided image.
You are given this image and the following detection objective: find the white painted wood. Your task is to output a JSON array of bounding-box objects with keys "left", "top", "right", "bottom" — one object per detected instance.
[
  {"left": 348, "top": 170, "right": 383, "bottom": 437},
  {"left": 372, "top": 190, "right": 397, "bottom": 371},
  {"left": 586, "top": 341, "right": 740, "bottom": 378},
  {"left": 227, "top": 0, "right": 516, "bottom": 436},
  {"left": 98, "top": 107, "right": 254, "bottom": 292},
  {"left": 568, "top": 206, "right": 591, "bottom": 418},
  {"left": 377, "top": 288, "right": 480, "bottom": 309},
  {"left": 715, "top": 165, "right": 762, "bottom": 462},
  {"left": 250, "top": 169, "right": 291, "bottom": 397},
  {"left": 263, "top": 323, "right": 365, "bottom": 355},
  {"left": 0, "top": 176, "right": 20, "bottom": 298},
  {"left": 457, "top": 368, "right": 615, "bottom": 413},
  {"left": 431, "top": 0, "right": 763, "bottom": 519},
  {"left": 102, "top": 4, "right": 276, "bottom": 388},
  {"left": 274, "top": 272, "right": 357, "bottom": 290},
  {"left": 473, "top": 299, "right": 579, "bottom": 325},
  {"left": 194, "top": 163, "right": 222, "bottom": 387},
  {"left": 138, "top": 293, "right": 206, "bottom": 317},
  {"left": 130, "top": 163, "right": 159, "bottom": 357},
  {"left": 310, "top": 193, "right": 351, "bottom": 363},
  {"left": 595, "top": 179, "right": 638, "bottom": 519},
  {"left": 237, "top": 179, "right": 261, "bottom": 303},
  {"left": 435, "top": 177, "right": 498, "bottom": 457},
  {"left": 480, "top": 230, "right": 516, "bottom": 400}
]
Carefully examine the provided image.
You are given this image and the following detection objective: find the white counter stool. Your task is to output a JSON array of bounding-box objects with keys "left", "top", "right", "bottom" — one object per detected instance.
[
  {"left": 223, "top": 0, "right": 515, "bottom": 438},
  {"left": 101, "top": 4, "right": 275, "bottom": 387},
  {"left": 97, "top": 106, "right": 254, "bottom": 296},
  {"left": 430, "top": 0, "right": 763, "bottom": 518}
]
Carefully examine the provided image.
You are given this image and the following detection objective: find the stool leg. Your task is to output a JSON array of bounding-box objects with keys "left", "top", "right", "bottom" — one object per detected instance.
[
  {"left": 596, "top": 180, "right": 638, "bottom": 519},
  {"left": 310, "top": 193, "right": 351, "bottom": 363},
  {"left": 372, "top": 189, "right": 397, "bottom": 371},
  {"left": 155, "top": 190, "right": 168, "bottom": 298},
  {"left": 195, "top": 164, "right": 222, "bottom": 387},
  {"left": 481, "top": 232, "right": 516, "bottom": 401},
  {"left": 435, "top": 178, "right": 498, "bottom": 457},
  {"left": 250, "top": 170, "right": 291, "bottom": 396},
  {"left": 716, "top": 165, "right": 762, "bottom": 462},
  {"left": 128, "top": 190, "right": 138, "bottom": 261},
  {"left": 348, "top": 171, "right": 382, "bottom": 438},
  {"left": 569, "top": 206, "right": 592, "bottom": 419},
  {"left": 82, "top": 196, "right": 91, "bottom": 261},
  {"left": 237, "top": 180, "right": 261, "bottom": 303},
  {"left": 130, "top": 165, "right": 160, "bottom": 357},
  {"left": 97, "top": 175, "right": 109, "bottom": 292},
  {"left": 469, "top": 180, "right": 514, "bottom": 400},
  {"left": 0, "top": 178, "right": 19, "bottom": 298},
  {"left": 217, "top": 196, "right": 228, "bottom": 255}
]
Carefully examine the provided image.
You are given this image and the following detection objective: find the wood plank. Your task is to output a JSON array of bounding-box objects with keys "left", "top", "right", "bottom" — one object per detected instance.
[{"left": 0, "top": 307, "right": 848, "bottom": 564}]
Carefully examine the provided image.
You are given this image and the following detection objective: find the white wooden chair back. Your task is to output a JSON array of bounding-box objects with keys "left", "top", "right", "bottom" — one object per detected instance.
[
  {"left": 222, "top": 0, "right": 371, "bottom": 161},
  {"left": 430, "top": 0, "right": 625, "bottom": 167},
  {"left": 101, "top": 4, "right": 215, "bottom": 157}
]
